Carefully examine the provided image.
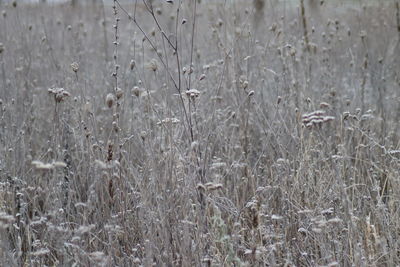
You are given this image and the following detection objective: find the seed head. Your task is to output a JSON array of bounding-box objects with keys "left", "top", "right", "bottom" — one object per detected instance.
[
  {"left": 242, "top": 80, "right": 249, "bottom": 89},
  {"left": 132, "top": 86, "right": 141, "bottom": 97},
  {"left": 140, "top": 130, "right": 147, "bottom": 141},
  {"left": 106, "top": 93, "right": 115, "bottom": 108},
  {"left": 186, "top": 89, "right": 200, "bottom": 98},
  {"left": 115, "top": 87, "right": 123, "bottom": 99},
  {"left": 70, "top": 62, "right": 79, "bottom": 73},
  {"left": 277, "top": 96, "right": 282, "bottom": 105},
  {"left": 130, "top": 59, "right": 136, "bottom": 70},
  {"left": 48, "top": 87, "right": 70, "bottom": 103},
  {"left": 147, "top": 59, "right": 158, "bottom": 72}
]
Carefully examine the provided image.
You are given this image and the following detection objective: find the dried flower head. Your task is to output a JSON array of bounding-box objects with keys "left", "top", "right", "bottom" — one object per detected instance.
[
  {"left": 130, "top": 59, "right": 136, "bottom": 70},
  {"left": 140, "top": 130, "right": 147, "bottom": 141},
  {"left": 48, "top": 87, "right": 70, "bottom": 103},
  {"left": 186, "top": 89, "right": 200, "bottom": 98},
  {"left": 115, "top": 87, "right": 123, "bottom": 99},
  {"left": 106, "top": 93, "right": 115, "bottom": 108},
  {"left": 147, "top": 59, "right": 158, "bottom": 72},
  {"left": 70, "top": 62, "right": 79, "bottom": 73},
  {"left": 132, "top": 86, "right": 141, "bottom": 97}
]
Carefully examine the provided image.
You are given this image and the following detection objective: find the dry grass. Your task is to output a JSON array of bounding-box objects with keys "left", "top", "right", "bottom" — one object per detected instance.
[{"left": 0, "top": 0, "right": 400, "bottom": 266}]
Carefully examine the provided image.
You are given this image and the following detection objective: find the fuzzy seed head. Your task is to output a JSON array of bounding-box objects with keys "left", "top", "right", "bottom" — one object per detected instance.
[
  {"left": 106, "top": 93, "right": 115, "bottom": 108},
  {"left": 115, "top": 88, "right": 123, "bottom": 99},
  {"left": 48, "top": 87, "right": 70, "bottom": 103},
  {"left": 186, "top": 89, "right": 200, "bottom": 98},
  {"left": 147, "top": 59, "right": 158, "bottom": 72},
  {"left": 132, "top": 86, "right": 141, "bottom": 97},
  {"left": 70, "top": 62, "right": 79, "bottom": 73}
]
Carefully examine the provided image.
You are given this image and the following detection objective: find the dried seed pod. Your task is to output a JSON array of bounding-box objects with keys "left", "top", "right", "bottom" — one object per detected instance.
[
  {"left": 48, "top": 87, "right": 70, "bottom": 103},
  {"left": 132, "top": 86, "right": 140, "bottom": 97},
  {"left": 186, "top": 89, "right": 200, "bottom": 98},
  {"left": 130, "top": 60, "right": 136, "bottom": 70},
  {"left": 115, "top": 88, "right": 123, "bottom": 99},
  {"left": 70, "top": 62, "right": 79, "bottom": 73},
  {"left": 106, "top": 93, "right": 115, "bottom": 108},
  {"left": 147, "top": 59, "right": 158, "bottom": 72}
]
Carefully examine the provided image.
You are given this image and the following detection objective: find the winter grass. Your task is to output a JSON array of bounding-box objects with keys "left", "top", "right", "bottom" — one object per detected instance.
[{"left": 0, "top": 0, "right": 399, "bottom": 266}]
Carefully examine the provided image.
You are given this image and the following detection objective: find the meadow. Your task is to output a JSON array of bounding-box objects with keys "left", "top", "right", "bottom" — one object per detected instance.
[{"left": 0, "top": 0, "right": 400, "bottom": 266}]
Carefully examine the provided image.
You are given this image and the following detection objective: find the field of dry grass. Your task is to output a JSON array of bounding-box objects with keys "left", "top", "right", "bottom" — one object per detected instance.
[{"left": 0, "top": 0, "right": 400, "bottom": 266}]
